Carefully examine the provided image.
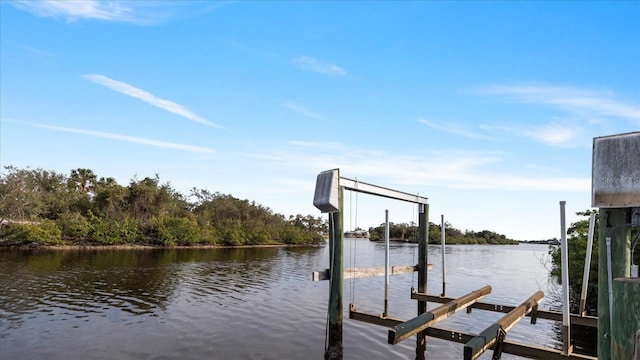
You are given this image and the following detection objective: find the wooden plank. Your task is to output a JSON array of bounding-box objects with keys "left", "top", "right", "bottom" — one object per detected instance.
[
  {"left": 388, "top": 286, "right": 491, "bottom": 344},
  {"left": 411, "top": 292, "right": 598, "bottom": 328},
  {"left": 345, "top": 265, "right": 434, "bottom": 279},
  {"left": 312, "top": 264, "right": 433, "bottom": 281},
  {"left": 313, "top": 269, "right": 330, "bottom": 281},
  {"left": 348, "top": 308, "right": 596, "bottom": 360}
]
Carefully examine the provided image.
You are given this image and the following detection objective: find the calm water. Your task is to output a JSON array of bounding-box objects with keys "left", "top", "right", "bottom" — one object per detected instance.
[{"left": 1, "top": 241, "right": 575, "bottom": 359}]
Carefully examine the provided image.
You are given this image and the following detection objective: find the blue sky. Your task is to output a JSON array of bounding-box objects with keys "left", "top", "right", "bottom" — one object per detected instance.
[{"left": 1, "top": 1, "right": 639, "bottom": 240}]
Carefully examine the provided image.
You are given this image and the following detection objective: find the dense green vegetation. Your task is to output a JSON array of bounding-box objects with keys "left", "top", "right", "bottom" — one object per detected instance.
[
  {"left": 368, "top": 221, "right": 519, "bottom": 245},
  {"left": 549, "top": 210, "right": 640, "bottom": 315},
  {"left": 0, "top": 166, "right": 326, "bottom": 247},
  {"left": 549, "top": 210, "right": 599, "bottom": 314}
]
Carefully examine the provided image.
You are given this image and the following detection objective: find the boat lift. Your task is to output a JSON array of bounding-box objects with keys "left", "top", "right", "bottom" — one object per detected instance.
[{"left": 312, "top": 168, "right": 597, "bottom": 360}]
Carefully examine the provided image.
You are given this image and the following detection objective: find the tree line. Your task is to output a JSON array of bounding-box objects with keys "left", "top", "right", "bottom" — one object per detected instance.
[
  {"left": 367, "top": 221, "right": 519, "bottom": 245},
  {"left": 0, "top": 166, "right": 326, "bottom": 247}
]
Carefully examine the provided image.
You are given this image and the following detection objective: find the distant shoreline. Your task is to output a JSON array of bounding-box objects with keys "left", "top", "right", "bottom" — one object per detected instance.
[{"left": 0, "top": 243, "right": 324, "bottom": 251}]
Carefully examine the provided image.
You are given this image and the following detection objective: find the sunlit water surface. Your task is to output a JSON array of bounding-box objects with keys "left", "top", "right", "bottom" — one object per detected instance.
[{"left": 1, "top": 242, "right": 584, "bottom": 359}]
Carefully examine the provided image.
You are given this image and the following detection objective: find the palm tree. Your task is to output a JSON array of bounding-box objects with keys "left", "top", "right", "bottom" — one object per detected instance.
[{"left": 69, "top": 168, "right": 97, "bottom": 195}]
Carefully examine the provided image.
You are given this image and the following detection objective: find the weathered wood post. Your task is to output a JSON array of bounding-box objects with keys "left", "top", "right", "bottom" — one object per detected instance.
[
  {"left": 598, "top": 208, "right": 631, "bottom": 360},
  {"left": 416, "top": 203, "right": 429, "bottom": 360},
  {"left": 612, "top": 277, "right": 640, "bottom": 360},
  {"left": 325, "top": 187, "right": 344, "bottom": 360},
  {"left": 312, "top": 169, "right": 344, "bottom": 360},
  {"left": 592, "top": 132, "right": 640, "bottom": 360}
]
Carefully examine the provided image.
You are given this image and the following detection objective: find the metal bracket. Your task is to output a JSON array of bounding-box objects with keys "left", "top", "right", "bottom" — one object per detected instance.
[
  {"left": 530, "top": 305, "right": 538, "bottom": 325},
  {"left": 492, "top": 327, "right": 507, "bottom": 360},
  {"left": 632, "top": 207, "right": 640, "bottom": 226}
]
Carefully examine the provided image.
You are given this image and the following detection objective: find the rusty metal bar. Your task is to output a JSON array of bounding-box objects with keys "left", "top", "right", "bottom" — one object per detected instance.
[
  {"left": 410, "top": 292, "right": 598, "bottom": 328},
  {"left": 388, "top": 285, "right": 491, "bottom": 345},
  {"left": 463, "top": 291, "right": 544, "bottom": 360}
]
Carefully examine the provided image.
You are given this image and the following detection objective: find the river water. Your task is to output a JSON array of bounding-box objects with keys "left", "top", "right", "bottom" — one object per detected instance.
[{"left": 0, "top": 241, "right": 583, "bottom": 359}]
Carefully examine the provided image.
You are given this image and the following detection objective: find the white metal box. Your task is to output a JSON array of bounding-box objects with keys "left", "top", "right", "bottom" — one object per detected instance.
[
  {"left": 313, "top": 169, "right": 340, "bottom": 213},
  {"left": 592, "top": 131, "right": 640, "bottom": 208}
]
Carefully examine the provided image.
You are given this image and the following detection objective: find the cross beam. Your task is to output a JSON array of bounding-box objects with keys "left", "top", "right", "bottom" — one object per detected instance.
[
  {"left": 340, "top": 177, "right": 428, "bottom": 205},
  {"left": 312, "top": 264, "right": 433, "bottom": 281},
  {"left": 464, "top": 291, "right": 544, "bottom": 360},
  {"left": 388, "top": 286, "right": 492, "bottom": 344}
]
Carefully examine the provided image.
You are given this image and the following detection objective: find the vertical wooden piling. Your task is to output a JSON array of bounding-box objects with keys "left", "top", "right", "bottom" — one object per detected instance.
[
  {"left": 325, "top": 187, "right": 344, "bottom": 360},
  {"left": 612, "top": 278, "right": 640, "bottom": 360},
  {"left": 416, "top": 204, "right": 429, "bottom": 360},
  {"left": 592, "top": 132, "right": 640, "bottom": 360},
  {"left": 598, "top": 208, "right": 631, "bottom": 360}
]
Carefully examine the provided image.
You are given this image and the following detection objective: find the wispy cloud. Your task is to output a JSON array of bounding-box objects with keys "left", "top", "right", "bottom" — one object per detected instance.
[
  {"left": 474, "top": 84, "right": 640, "bottom": 122},
  {"left": 84, "top": 74, "right": 222, "bottom": 128},
  {"left": 248, "top": 141, "right": 589, "bottom": 193},
  {"left": 419, "top": 118, "right": 489, "bottom": 139},
  {"left": 7, "top": 119, "right": 215, "bottom": 154},
  {"left": 12, "top": 0, "right": 137, "bottom": 23},
  {"left": 471, "top": 83, "right": 640, "bottom": 147},
  {"left": 10, "top": 0, "right": 221, "bottom": 25},
  {"left": 282, "top": 101, "right": 325, "bottom": 120},
  {"left": 522, "top": 121, "right": 581, "bottom": 147},
  {"left": 292, "top": 56, "right": 347, "bottom": 76}
]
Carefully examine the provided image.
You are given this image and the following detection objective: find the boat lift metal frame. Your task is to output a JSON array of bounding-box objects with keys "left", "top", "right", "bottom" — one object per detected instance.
[
  {"left": 313, "top": 168, "right": 430, "bottom": 360},
  {"left": 312, "top": 169, "right": 597, "bottom": 360}
]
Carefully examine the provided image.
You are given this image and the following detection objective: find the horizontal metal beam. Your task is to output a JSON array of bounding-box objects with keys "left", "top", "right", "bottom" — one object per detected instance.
[
  {"left": 464, "top": 291, "right": 544, "bottom": 360},
  {"left": 348, "top": 307, "right": 596, "bottom": 360},
  {"left": 411, "top": 292, "right": 598, "bottom": 328},
  {"left": 349, "top": 304, "right": 403, "bottom": 327},
  {"left": 312, "top": 264, "right": 433, "bottom": 281},
  {"left": 339, "top": 177, "right": 428, "bottom": 205},
  {"left": 388, "top": 286, "right": 491, "bottom": 344}
]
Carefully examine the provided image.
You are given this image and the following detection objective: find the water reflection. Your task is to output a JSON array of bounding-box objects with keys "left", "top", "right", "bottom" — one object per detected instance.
[
  {"left": 0, "top": 242, "right": 594, "bottom": 359},
  {"left": 0, "top": 248, "right": 289, "bottom": 332}
]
